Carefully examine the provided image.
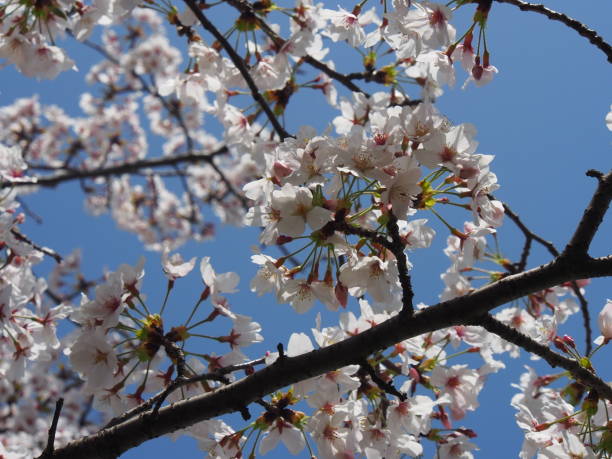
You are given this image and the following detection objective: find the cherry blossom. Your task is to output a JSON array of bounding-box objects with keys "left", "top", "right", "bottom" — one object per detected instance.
[
  {"left": 0, "top": 0, "right": 609, "bottom": 457},
  {"left": 162, "top": 246, "right": 197, "bottom": 280}
]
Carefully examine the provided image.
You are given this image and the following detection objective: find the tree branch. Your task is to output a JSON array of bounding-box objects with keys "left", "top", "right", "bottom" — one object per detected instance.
[
  {"left": 494, "top": 0, "right": 612, "bottom": 64},
  {"left": 561, "top": 170, "right": 612, "bottom": 258},
  {"left": 48, "top": 254, "right": 612, "bottom": 458},
  {"left": 44, "top": 154, "right": 612, "bottom": 457},
  {"left": 501, "top": 199, "right": 593, "bottom": 353},
  {"left": 10, "top": 229, "right": 63, "bottom": 263},
  {"left": 183, "top": 0, "right": 291, "bottom": 140},
  {"left": 2, "top": 149, "right": 228, "bottom": 189},
  {"left": 38, "top": 398, "right": 64, "bottom": 459},
  {"left": 501, "top": 200, "right": 559, "bottom": 259},
  {"left": 386, "top": 213, "right": 415, "bottom": 316},
  {"left": 470, "top": 314, "right": 612, "bottom": 400}
]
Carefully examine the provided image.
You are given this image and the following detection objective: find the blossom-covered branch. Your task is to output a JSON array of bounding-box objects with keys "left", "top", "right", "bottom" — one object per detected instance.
[
  {"left": 470, "top": 314, "right": 612, "bottom": 400},
  {"left": 183, "top": 0, "right": 291, "bottom": 140},
  {"left": 47, "top": 251, "right": 612, "bottom": 458}
]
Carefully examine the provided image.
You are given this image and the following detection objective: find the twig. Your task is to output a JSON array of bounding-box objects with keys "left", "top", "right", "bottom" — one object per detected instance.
[
  {"left": 104, "top": 357, "right": 266, "bottom": 429},
  {"left": 74, "top": 34, "right": 196, "bottom": 154},
  {"left": 16, "top": 196, "right": 43, "bottom": 224},
  {"left": 500, "top": 199, "right": 594, "bottom": 353},
  {"left": 39, "top": 398, "right": 64, "bottom": 458},
  {"left": 570, "top": 281, "right": 592, "bottom": 355},
  {"left": 325, "top": 212, "right": 415, "bottom": 314},
  {"left": 302, "top": 56, "right": 368, "bottom": 95},
  {"left": 502, "top": 198, "right": 596, "bottom": 355},
  {"left": 183, "top": 0, "right": 291, "bottom": 140},
  {"left": 78, "top": 395, "right": 94, "bottom": 428},
  {"left": 500, "top": 200, "right": 559, "bottom": 258},
  {"left": 360, "top": 359, "right": 406, "bottom": 401},
  {"left": 471, "top": 314, "right": 612, "bottom": 400},
  {"left": 494, "top": 0, "right": 612, "bottom": 63},
  {"left": 10, "top": 229, "right": 63, "bottom": 263}
]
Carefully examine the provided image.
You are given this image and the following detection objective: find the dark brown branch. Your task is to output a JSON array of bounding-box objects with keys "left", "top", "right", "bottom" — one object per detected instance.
[
  {"left": 471, "top": 314, "right": 611, "bottom": 399},
  {"left": 501, "top": 200, "right": 593, "bottom": 352},
  {"left": 501, "top": 201, "right": 559, "bottom": 258},
  {"left": 38, "top": 398, "right": 64, "bottom": 459},
  {"left": 49, "top": 169, "right": 612, "bottom": 457},
  {"left": 302, "top": 56, "right": 368, "bottom": 95},
  {"left": 48, "top": 255, "right": 612, "bottom": 458},
  {"left": 16, "top": 196, "right": 43, "bottom": 224},
  {"left": 2, "top": 149, "right": 227, "bottom": 189},
  {"left": 494, "top": 0, "right": 612, "bottom": 63},
  {"left": 183, "top": 0, "right": 291, "bottom": 140},
  {"left": 569, "top": 281, "right": 592, "bottom": 355},
  {"left": 359, "top": 359, "right": 406, "bottom": 401},
  {"left": 10, "top": 229, "right": 63, "bottom": 263},
  {"left": 562, "top": 170, "right": 612, "bottom": 258},
  {"left": 103, "top": 357, "right": 266, "bottom": 429},
  {"left": 386, "top": 213, "right": 415, "bottom": 315},
  {"left": 328, "top": 214, "right": 415, "bottom": 314}
]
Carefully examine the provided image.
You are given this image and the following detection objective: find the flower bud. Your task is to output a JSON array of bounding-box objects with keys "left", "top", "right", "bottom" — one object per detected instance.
[{"left": 598, "top": 299, "right": 612, "bottom": 343}]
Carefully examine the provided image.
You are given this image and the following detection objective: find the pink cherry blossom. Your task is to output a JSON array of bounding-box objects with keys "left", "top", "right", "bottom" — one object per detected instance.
[{"left": 162, "top": 246, "right": 197, "bottom": 280}]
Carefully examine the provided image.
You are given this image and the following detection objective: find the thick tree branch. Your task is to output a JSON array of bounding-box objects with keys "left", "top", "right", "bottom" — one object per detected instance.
[
  {"left": 494, "top": 0, "right": 612, "bottom": 63},
  {"left": 183, "top": 0, "right": 291, "bottom": 140},
  {"left": 48, "top": 254, "right": 612, "bottom": 458},
  {"left": 470, "top": 314, "right": 611, "bottom": 400},
  {"left": 49, "top": 169, "right": 612, "bottom": 457},
  {"left": 562, "top": 170, "right": 612, "bottom": 258}
]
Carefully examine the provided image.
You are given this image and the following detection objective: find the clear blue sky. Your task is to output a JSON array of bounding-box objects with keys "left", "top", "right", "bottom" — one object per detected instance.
[{"left": 5, "top": 0, "right": 611, "bottom": 457}]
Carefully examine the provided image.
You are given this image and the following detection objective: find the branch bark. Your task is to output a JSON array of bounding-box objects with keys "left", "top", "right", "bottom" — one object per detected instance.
[
  {"left": 2, "top": 149, "right": 227, "bottom": 189},
  {"left": 470, "top": 315, "right": 611, "bottom": 400},
  {"left": 48, "top": 254, "right": 612, "bottom": 458}
]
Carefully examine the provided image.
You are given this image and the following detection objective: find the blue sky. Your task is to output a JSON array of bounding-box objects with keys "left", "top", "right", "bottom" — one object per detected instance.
[{"left": 5, "top": 0, "right": 611, "bottom": 457}]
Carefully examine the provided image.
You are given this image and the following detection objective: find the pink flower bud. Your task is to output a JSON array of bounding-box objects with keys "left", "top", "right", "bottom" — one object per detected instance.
[
  {"left": 562, "top": 335, "right": 576, "bottom": 349},
  {"left": 598, "top": 299, "right": 612, "bottom": 343},
  {"left": 553, "top": 336, "right": 568, "bottom": 353}
]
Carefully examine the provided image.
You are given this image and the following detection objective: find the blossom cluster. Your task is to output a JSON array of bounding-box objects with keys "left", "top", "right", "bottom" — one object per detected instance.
[
  {"left": 0, "top": 0, "right": 610, "bottom": 457},
  {"left": 65, "top": 250, "right": 263, "bottom": 417},
  {"left": 0, "top": 186, "right": 95, "bottom": 453},
  {"left": 0, "top": 0, "right": 503, "bottom": 249},
  {"left": 244, "top": 95, "right": 503, "bottom": 314}
]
